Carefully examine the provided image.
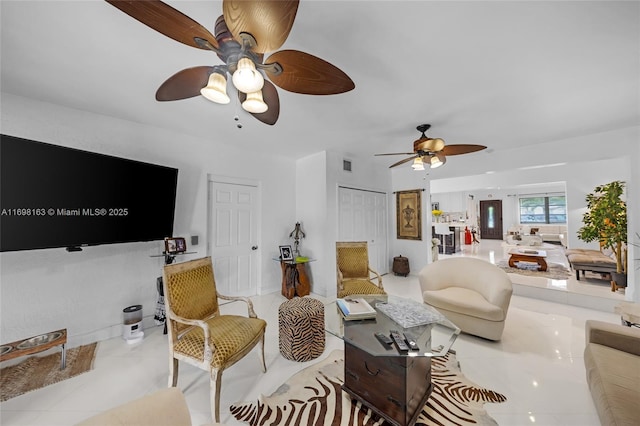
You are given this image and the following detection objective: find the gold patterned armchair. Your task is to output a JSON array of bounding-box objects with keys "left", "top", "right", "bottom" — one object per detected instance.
[
  {"left": 336, "top": 241, "right": 386, "bottom": 298},
  {"left": 162, "top": 257, "right": 266, "bottom": 423}
]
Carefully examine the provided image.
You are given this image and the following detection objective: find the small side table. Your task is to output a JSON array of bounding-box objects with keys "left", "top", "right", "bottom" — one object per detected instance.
[
  {"left": 615, "top": 302, "right": 640, "bottom": 328},
  {"left": 276, "top": 259, "right": 314, "bottom": 299}
]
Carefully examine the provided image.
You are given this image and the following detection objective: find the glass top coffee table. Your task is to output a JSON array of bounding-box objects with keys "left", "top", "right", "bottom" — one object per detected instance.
[
  {"left": 324, "top": 295, "right": 460, "bottom": 426},
  {"left": 325, "top": 295, "right": 460, "bottom": 357}
]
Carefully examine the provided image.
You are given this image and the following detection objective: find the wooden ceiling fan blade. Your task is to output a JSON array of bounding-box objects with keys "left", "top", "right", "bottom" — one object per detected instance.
[
  {"left": 441, "top": 144, "right": 487, "bottom": 156},
  {"left": 238, "top": 80, "right": 280, "bottom": 125},
  {"left": 265, "top": 50, "right": 355, "bottom": 95},
  {"left": 156, "top": 66, "right": 216, "bottom": 101},
  {"left": 223, "top": 0, "right": 299, "bottom": 54},
  {"left": 375, "top": 152, "right": 416, "bottom": 156},
  {"left": 389, "top": 156, "right": 417, "bottom": 168},
  {"left": 105, "top": 1, "right": 218, "bottom": 50}
]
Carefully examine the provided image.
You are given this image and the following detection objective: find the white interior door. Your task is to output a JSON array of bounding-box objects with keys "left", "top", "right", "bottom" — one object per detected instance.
[
  {"left": 338, "top": 186, "right": 388, "bottom": 274},
  {"left": 208, "top": 180, "right": 259, "bottom": 296}
]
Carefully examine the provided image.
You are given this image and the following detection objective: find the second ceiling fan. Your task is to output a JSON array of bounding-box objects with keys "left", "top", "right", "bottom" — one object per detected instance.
[
  {"left": 106, "top": 0, "right": 355, "bottom": 125},
  {"left": 375, "top": 124, "right": 487, "bottom": 170}
]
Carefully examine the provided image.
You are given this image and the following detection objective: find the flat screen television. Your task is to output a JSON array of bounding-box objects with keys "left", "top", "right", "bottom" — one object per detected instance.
[{"left": 0, "top": 134, "right": 178, "bottom": 252}]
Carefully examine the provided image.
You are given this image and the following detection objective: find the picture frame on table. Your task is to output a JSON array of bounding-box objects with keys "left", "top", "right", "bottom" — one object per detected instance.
[
  {"left": 165, "top": 237, "right": 187, "bottom": 254},
  {"left": 279, "top": 245, "right": 294, "bottom": 261}
]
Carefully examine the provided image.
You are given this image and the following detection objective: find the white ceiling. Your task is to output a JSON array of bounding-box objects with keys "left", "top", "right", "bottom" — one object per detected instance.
[{"left": 2, "top": 1, "right": 639, "bottom": 172}]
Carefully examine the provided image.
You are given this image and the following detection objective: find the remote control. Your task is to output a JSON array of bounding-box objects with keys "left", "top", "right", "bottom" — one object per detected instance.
[
  {"left": 403, "top": 332, "right": 419, "bottom": 351},
  {"left": 374, "top": 332, "right": 393, "bottom": 348},
  {"left": 390, "top": 330, "right": 409, "bottom": 353}
]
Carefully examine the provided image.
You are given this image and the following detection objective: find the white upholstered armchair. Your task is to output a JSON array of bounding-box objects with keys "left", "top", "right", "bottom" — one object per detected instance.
[{"left": 418, "top": 258, "right": 512, "bottom": 341}]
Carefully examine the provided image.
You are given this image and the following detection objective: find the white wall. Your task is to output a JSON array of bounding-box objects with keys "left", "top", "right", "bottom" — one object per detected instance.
[
  {"left": 316, "top": 150, "right": 391, "bottom": 298},
  {"left": 0, "top": 93, "right": 297, "bottom": 346},
  {"left": 389, "top": 168, "right": 432, "bottom": 275},
  {"left": 295, "top": 152, "right": 327, "bottom": 295},
  {"left": 293, "top": 149, "right": 392, "bottom": 298}
]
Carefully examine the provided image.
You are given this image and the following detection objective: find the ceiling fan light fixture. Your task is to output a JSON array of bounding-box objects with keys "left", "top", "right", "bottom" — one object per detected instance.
[
  {"left": 412, "top": 157, "right": 425, "bottom": 171},
  {"left": 430, "top": 153, "right": 446, "bottom": 168},
  {"left": 242, "top": 90, "right": 268, "bottom": 113},
  {"left": 232, "top": 57, "right": 264, "bottom": 94},
  {"left": 200, "top": 72, "right": 230, "bottom": 104}
]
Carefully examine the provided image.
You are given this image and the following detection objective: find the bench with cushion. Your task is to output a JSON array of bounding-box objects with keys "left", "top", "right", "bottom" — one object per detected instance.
[{"left": 565, "top": 248, "right": 617, "bottom": 280}]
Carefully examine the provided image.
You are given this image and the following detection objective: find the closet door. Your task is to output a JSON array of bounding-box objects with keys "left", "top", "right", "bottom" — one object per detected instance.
[{"left": 338, "top": 187, "right": 388, "bottom": 274}]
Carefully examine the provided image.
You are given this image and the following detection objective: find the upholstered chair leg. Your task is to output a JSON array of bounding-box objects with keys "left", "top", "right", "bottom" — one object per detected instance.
[
  {"left": 258, "top": 334, "right": 267, "bottom": 373},
  {"left": 210, "top": 368, "right": 222, "bottom": 423},
  {"left": 169, "top": 357, "right": 179, "bottom": 387}
]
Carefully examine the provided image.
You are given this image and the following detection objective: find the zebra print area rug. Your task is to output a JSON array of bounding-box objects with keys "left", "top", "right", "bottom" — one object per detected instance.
[{"left": 231, "top": 349, "right": 506, "bottom": 425}]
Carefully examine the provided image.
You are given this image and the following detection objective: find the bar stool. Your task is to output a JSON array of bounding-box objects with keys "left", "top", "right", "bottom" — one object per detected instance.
[{"left": 434, "top": 223, "right": 454, "bottom": 254}]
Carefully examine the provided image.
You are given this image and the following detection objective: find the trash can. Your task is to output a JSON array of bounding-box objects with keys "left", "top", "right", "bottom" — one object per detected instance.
[{"left": 123, "top": 305, "right": 144, "bottom": 343}]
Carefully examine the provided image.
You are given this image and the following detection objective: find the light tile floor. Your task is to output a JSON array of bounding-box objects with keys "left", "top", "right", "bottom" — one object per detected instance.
[
  {"left": 441, "top": 239, "right": 626, "bottom": 312},
  {"left": 0, "top": 239, "right": 626, "bottom": 426}
]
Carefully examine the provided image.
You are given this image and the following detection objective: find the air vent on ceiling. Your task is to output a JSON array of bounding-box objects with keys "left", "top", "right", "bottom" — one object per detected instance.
[{"left": 343, "top": 159, "right": 352, "bottom": 172}]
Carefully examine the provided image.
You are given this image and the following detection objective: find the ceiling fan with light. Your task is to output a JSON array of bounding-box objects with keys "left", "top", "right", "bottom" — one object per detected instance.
[
  {"left": 375, "top": 124, "right": 487, "bottom": 170},
  {"left": 105, "top": 0, "right": 355, "bottom": 125}
]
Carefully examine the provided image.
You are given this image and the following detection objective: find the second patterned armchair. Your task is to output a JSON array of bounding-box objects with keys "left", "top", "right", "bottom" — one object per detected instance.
[{"left": 335, "top": 241, "right": 386, "bottom": 299}]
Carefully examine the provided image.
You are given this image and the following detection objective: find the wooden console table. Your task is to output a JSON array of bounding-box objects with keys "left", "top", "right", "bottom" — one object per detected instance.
[{"left": 0, "top": 329, "right": 67, "bottom": 369}]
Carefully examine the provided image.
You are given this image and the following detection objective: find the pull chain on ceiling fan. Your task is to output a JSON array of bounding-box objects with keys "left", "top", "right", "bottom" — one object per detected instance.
[
  {"left": 105, "top": 0, "right": 355, "bottom": 125},
  {"left": 375, "top": 124, "right": 487, "bottom": 170}
]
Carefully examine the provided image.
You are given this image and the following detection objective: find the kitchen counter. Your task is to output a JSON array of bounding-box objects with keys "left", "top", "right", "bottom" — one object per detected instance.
[{"left": 432, "top": 224, "right": 465, "bottom": 254}]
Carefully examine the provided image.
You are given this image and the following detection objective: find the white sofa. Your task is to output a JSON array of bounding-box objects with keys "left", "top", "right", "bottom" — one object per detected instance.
[
  {"left": 506, "top": 225, "right": 567, "bottom": 247},
  {"left": 505, "top": 234, "right": 543, "bottom": 246},
  {"left": 418, "top": 258, "right": 513, "bottom": 341}
]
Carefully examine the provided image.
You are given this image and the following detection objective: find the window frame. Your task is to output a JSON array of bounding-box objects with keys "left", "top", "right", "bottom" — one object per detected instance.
[{"left": 519, "top": 195, "right": 567, "bottom": 225}]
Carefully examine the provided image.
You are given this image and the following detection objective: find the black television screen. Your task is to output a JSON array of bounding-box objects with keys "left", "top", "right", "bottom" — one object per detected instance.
[{"left": 0, "top": 134, "right": 178, "bottom": 252}]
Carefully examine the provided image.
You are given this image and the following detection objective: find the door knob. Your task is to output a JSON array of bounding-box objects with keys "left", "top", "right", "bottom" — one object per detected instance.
[{"left": 251, "top": 246, "right": 258, "bottom": 250}]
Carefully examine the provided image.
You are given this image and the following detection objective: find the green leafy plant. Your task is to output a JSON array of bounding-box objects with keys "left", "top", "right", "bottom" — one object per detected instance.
[{"left": 578, "top": 181, "right": 627, "bottom": 273}]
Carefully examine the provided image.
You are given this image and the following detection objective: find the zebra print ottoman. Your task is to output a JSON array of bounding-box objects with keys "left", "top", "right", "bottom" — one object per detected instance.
[{"left": 278, "top": 297, "right": 325, "bottom": 362}]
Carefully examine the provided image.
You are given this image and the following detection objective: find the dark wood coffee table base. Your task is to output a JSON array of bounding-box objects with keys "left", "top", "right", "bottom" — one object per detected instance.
[
  {"left": 343, "top": 341, "right": 432, "bottom": 426},
  {"left": 508, "top": 253, "right": 548, "bottom": 271}
]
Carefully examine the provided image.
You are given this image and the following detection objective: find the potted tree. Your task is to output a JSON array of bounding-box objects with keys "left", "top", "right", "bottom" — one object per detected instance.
[{"left": 578, "top": 181, "right": 627, "bottom": 287}]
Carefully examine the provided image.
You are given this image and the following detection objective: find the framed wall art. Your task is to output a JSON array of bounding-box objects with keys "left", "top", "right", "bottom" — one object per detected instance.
[{"left": 396, "top": 189, "right": 422, "bottom": 240}]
